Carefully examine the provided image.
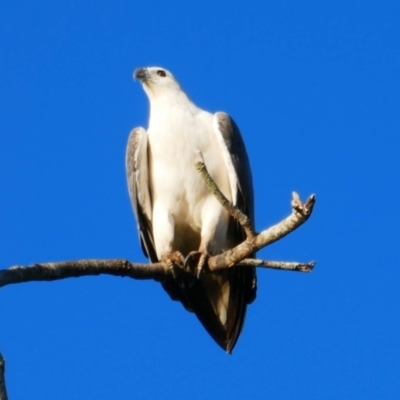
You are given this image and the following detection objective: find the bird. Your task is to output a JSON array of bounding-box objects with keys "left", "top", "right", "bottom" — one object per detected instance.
[{"left": 126, "top": 66, "right": 256, "bottom": 353}]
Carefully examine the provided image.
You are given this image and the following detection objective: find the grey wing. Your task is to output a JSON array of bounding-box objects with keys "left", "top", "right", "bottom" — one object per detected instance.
[
  {"left": 214, "top": 112, "right": 255, "bottom": 225},
  {"left": 213, "top": 112, "right": 257, "bottom": 351},
  {"left": 126, "top": 127, "right": 158, "bottom": 262}
]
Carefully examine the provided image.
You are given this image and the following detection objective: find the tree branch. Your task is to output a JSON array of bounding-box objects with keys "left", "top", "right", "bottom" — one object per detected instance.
[
  {"left": 237, "top": 259, "right": 316, "bottom": 272},
  {"left": 0, "top": 162, "right": 316, "bottom": 395},
  {"left": 0, "top": 260, "right": 168, "bottom": 289},
  {"left": 205, "top": 191, "right": 315, "bottom": 272},
  {"left": 0, "top": 257, "right": 316, "bottom": 289},
  {"left": 1, "top": 184, "right": 316, "bottom": 288},
  {"left": 195, "top": 161, "right": 255, "bottom": 238},
  {"left": 1, "top": 160, "right": 316, "bottom": 286},
  {"left": 0, "top": 353, "right": 8, "bottom": 400}
]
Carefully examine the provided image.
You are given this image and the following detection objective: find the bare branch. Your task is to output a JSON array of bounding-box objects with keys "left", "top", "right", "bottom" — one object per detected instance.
[
  {"left": 0, "top": 161, "right": 316, "bottom": 288},
  {"left": 194, "top": 161, "right": 315, "bottom": 272},
  {"left": 0, "top": 353, "right": 7, "bottom": 400},
  {"left": 195, "top": 161, "right": 256, "bottom": 238},
  {"left": 0, "top": 257, "right": 316, "bottom": 289},
  {"left": 0, "top": 260, "right": 169, "bottom": 289},
  {"left": 237, "top": 259, "right": 316, "bottom": 272},
  {"left": 206, "top": 191, "right": 315, "bottom": 272}
]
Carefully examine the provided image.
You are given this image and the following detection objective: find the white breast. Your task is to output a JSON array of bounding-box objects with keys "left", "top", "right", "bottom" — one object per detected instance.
[{"left": 147, "top": 96, "right": 232, "bottom": 257}]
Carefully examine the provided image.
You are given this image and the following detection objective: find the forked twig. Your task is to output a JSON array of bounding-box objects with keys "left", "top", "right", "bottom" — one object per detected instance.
[{"left": 195, "top": 161, "right": 315, "bottom": 271}]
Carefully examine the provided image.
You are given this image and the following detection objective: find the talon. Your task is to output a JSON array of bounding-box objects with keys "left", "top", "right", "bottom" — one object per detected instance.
[
  {"left": 160, "top": 251, "right": 185, "bottom": 286},
  {"left": 170, "top": 263, "right": 181, "bottom": 281},
  {"left": 196, "top": 253, "right": 208, "bottom": 278},
  {"left": 184, "top": 251, "right": 209, "bottom": 279},
  {"left": 183, "top": 251, "right": 196, "bottom": 271}
]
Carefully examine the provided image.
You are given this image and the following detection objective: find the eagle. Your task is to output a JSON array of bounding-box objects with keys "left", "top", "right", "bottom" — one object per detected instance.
[{"left": 126, "top": 67, "right": 256, "bottom": 353}]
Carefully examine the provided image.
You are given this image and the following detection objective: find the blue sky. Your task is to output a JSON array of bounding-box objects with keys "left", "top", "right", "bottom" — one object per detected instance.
[{"left": 1, "top": 1, "right": 399, "bottom": 399}]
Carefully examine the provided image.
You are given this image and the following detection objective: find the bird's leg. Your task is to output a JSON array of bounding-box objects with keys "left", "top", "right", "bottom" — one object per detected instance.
[
  {"left": 160, "top": 251, "right": 186, "bottom": 285},
  {"left": 184, "top": 206, "right": 223, "bottom": 278},
  {"left": 184, "top": 251, "right": 210, "bottom": 279}
]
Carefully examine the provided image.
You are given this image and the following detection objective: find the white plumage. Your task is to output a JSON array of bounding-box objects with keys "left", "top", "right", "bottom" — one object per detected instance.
[{"left": 126, "top": 67, "right": 256, "bottom": 352}]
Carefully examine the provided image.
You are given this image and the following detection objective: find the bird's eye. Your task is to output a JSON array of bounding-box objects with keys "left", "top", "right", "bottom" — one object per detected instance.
[{"left": 157, "top": 70, "right": 166, "bottom": 77}]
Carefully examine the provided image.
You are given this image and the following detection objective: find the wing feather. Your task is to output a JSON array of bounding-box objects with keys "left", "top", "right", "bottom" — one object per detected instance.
[
  {"left": 126, "top": 127, "right": 157, "bottom": 262},
  {"left": 212, "top": 112, "right": 257, "bottom": 352}
]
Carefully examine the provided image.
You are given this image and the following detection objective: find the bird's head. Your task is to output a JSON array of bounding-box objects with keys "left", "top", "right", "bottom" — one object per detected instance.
[{"left": 133, "top": 67, "right": 181, "bottom": 99}]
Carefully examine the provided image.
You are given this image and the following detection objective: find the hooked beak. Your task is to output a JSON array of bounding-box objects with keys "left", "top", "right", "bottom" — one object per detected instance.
[{"left": 133, "top": 67, "right": 148, "bottom": 82}]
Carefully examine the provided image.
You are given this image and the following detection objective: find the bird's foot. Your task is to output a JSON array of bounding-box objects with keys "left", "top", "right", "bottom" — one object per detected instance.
[
  {"left": 184, "top": 251, "right": 209, "bottom": 279},
  {"left": 160, "top": 251, "right": 186, "bottom": 284}
]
